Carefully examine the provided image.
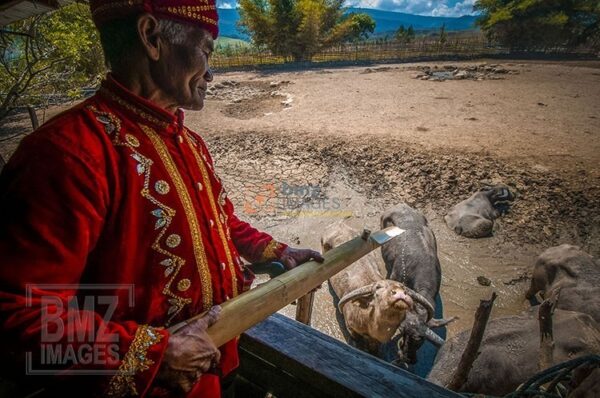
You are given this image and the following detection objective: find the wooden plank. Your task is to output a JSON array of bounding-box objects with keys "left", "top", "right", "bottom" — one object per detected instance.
[
  {"left": 239, "top": 348, "right": 325, "bottom": 398},
  {"left": 239, "top": 314, "right": 461, "bottom": 398}
]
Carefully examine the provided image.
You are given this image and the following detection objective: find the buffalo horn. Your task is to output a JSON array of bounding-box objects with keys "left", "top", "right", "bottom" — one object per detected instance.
[
  {"left": 338, "top": 284, "right": 376, "bottom": 312},
  {"left": 424, "top": 328, "right": 445, "bottom": 347},
  {"left": 404, "top": 288, "right": 435, "bottom": 321}
]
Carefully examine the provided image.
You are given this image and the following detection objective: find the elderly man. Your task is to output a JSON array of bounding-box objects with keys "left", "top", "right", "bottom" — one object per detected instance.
[{"left": 0, "top": 1, "right": 322, "bottom": 397}]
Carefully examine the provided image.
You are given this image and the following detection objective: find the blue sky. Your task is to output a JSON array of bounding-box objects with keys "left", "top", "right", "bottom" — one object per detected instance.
[{"left": 216, "top": 1, "right": 477, "bottom": 17}]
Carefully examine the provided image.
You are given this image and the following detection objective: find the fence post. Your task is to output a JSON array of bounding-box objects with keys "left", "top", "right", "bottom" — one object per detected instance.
[{"left": 27, "top": 106, "right": 39, "bottom": 130}]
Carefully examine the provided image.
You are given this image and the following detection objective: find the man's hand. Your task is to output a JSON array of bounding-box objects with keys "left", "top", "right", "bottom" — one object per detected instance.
[
  {"left": 156, "top": 306, "right": 221, "bottom": 393},
  {"left": 279, "top": 247, "right": 324, "bottom": 270}
]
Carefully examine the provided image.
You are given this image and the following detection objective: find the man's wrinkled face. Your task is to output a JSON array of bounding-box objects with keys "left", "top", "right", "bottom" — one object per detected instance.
[{"left": 155, "top": 26, "right": 214, "bottom": 111}]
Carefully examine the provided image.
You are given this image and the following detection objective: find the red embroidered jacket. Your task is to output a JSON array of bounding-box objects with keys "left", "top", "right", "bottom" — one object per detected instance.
[{"left": 0, "top": 76, "right": 287, "bottom": 397}]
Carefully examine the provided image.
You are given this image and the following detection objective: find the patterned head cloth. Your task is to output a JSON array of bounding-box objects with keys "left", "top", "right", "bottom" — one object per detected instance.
[{"left": 90, "top": 0, "right": 219, "bottom": 39}]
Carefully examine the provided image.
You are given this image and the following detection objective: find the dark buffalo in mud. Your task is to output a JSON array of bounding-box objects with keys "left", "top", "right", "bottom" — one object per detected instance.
[
  {"left": 428, "top": 308, "right": 600, "bottom": 396},
  {"left": 380, "top": 204, "right": 455, "bottom": 372},
  {"left": 445, "top": 185, "right": 515, "bottom": 238},
  {"left": 526, "top": 244, "right": 600, "bottom": 323}
]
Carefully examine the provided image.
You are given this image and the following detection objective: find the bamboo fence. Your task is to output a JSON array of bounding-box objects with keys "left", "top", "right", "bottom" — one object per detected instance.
[{"left": 211, "top": 37, "right": 598, "bottom": 70}]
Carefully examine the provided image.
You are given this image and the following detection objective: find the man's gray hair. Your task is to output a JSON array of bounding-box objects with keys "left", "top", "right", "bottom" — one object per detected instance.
[
  {"left": 98, "top": 15, "right": 210, "bottom": 70},
  {"left": 158, "top": 18, "right": 209, "bottom": 45}
]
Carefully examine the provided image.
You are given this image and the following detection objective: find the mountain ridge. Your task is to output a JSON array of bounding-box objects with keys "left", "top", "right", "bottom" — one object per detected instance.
[{"left": 218, "top": 7, "right": 479, "bottom": 40}]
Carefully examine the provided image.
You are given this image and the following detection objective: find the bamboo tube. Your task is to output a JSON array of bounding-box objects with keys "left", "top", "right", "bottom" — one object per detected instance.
[{"left": 168, "top": 226, "right": 403, "bottom": 347}]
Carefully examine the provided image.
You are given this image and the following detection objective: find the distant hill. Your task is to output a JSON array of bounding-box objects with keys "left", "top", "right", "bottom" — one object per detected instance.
[
  {"left": 215, "top": 36, "right": 249, "bottom": 48},
  {"left": 350, "top": 8, "right": 478, "bottom": 33},
  {"left": 217, "top": 7, "right": 478, "bottom": 40}
]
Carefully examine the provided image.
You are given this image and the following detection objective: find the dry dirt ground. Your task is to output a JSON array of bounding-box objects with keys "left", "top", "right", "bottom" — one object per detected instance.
[{"left": 1, "top": 59, "right": 599, "bottom": 339}]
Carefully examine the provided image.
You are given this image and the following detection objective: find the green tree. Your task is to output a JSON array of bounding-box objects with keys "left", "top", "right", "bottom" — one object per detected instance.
[
  {"left": 396, "top": 24, "right": 415, "bottom": 43},
  {"left": 396, "top": 25, "right": 406, "bottom": 37},
  {"left": 474, "top": 0, "right": 600, "bottom": 50},
  {"left": 439, "top": 23, "right": 447, "bottom": 45},
  {"left": 344, "top": 13, "right": 376, "bottom": 42},
  {"left": 238, "top": 0, "right": 375, "bottom": 61},
  {"left": 0, "top": 3, "right": 103, "bottom": 123}
]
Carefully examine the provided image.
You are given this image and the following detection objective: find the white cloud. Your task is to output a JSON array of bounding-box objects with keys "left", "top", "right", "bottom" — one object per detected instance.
[
  {"left": 346, "top": 0, "right": 476, "bottom": 17},
  {"left": 216, "top": 0, "right": 236, "bottom": 9},
  {"left": 432, "top": 1, "right": 476, "bottom": 17}
]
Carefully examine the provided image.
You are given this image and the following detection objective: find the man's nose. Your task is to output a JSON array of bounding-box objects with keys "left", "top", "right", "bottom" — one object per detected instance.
[{"left": 204, "top": 68, "right": 214, "bottom": 82}]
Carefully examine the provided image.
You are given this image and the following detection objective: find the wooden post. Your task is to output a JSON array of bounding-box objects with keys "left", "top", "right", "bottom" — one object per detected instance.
[
  {"left": 538, "top": 290, "right": 559, "bottom": 371},
  {"left": 446, "top": 292, "right": 497, "bottom": 392},
  {"left": 27, "top": 106, "right": 38, "bottom": 130},
  {"left": 295, "top": 291, "right": 316, "bottom": 325},
  {"left": 169, "top": 227, "right": 404, "bottom": 347}
]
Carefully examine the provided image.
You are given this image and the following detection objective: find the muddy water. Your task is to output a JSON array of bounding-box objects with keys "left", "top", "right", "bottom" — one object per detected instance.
[
  {"left": 222, "top": 166, "right": 539, "bottom": 339},
  {"left": 429, "top": 215, "right": 536, "bottom": 335}
]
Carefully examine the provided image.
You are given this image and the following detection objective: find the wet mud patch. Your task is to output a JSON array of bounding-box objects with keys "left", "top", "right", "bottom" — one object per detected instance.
[{"left": 207, "top": 80, "right": 293, "bottom": 119}]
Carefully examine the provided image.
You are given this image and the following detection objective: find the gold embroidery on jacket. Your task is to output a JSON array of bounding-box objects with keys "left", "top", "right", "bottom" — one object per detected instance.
[
  {"left": 155, "top": 180, "right": 170, "bottom": 195},
  {"left": 261, "top": 239, "right": 283, "bottom": 261},
  {"left": 216, "top": 188, "right": 231, "bottom": 241},
  {"left": 142, "top": 125, "right": 213, "bottom": 311},
  {"left": 183, "top": 131, "right": 238, "bottom": 296},
  {"left": 88, "top": 105, "right": 121, "bottom": 145},
  {"left": 100, "top": 87, "right": 170, "bottom": 129},
  {"left": 87, "top": 106, "right": 191, "bottom": 325},
  {"left": 106, "top": 325, "right": 163, "bottom": 397}
]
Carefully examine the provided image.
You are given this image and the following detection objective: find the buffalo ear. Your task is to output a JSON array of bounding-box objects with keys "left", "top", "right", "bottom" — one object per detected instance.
[{"left": 354, "top": 295, "right": 373, "bottom": 309}]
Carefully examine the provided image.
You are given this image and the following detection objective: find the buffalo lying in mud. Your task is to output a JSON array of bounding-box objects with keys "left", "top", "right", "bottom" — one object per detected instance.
[{"left": 445, "top": 185, "right": 515, "bottom": 238}]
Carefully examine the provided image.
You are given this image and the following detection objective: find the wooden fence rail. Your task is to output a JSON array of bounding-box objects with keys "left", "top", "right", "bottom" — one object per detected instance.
[{"left": 238, "top": 314, "right": 462, "bottom": 398}]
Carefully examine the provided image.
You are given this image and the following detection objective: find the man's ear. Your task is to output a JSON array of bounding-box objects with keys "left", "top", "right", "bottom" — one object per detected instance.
[{"left": 137, "top": 13, "right": 162, "bottom": 61}]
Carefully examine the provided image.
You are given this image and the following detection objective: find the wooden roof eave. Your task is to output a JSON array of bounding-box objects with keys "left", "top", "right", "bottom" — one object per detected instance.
[{"left": 0, "top": 0, "right": 76, "bottom": 27}]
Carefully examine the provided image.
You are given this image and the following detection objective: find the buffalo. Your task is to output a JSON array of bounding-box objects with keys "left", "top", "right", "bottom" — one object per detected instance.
[
  {"left": 445, "top": 185, "right": 515, "bottom": 238},
  {"left": 428, "top": 308, "right": 600, "bottom": 395},
  {"left": 323, "top": 220, "right": 431, "bottom": 357},
  {"left": 381, "top": 204, "right": 455, "bottom": 374},
  {"left": 526, "top": 244, "right": 600, "bottom": 323}
]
